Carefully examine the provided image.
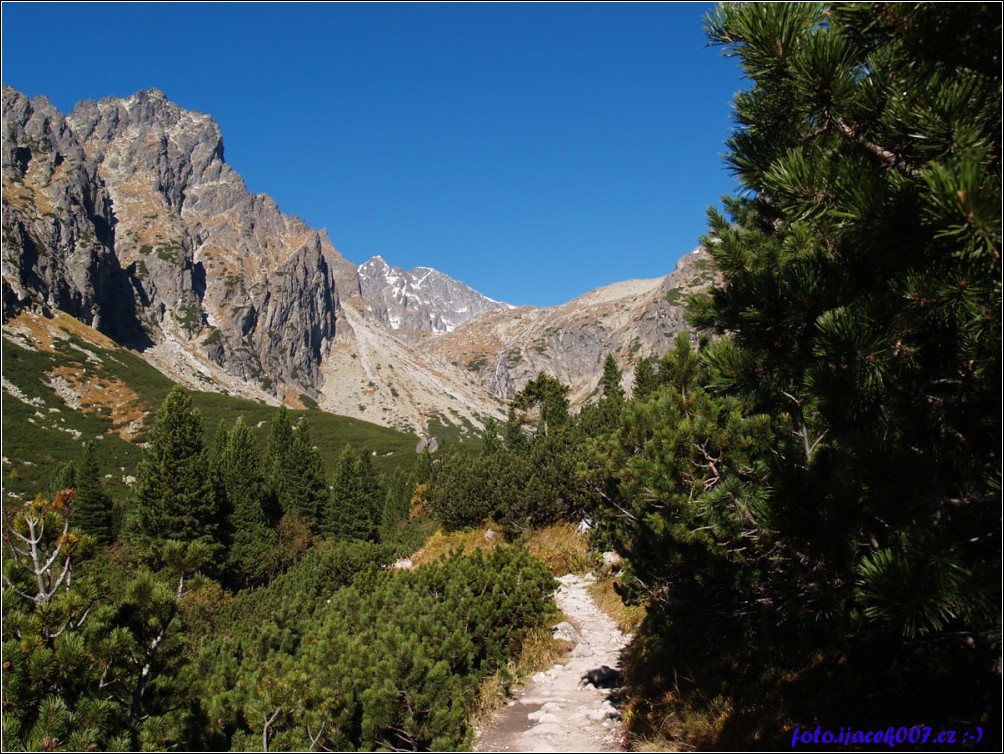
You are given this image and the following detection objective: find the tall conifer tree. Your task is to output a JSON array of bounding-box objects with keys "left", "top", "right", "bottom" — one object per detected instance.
[
  {"left": 631, "top": 357, "right": 658, "bottom": 400},
  {"left": 219, "top": 418, "right": 276, "bottom": 585},
  {"left": 380, "top": 467, "right": 410, "bottom": 530},
  {"left": 513, "top": 373, "right": 570, "bottom": 436},
  {"left": 73, "top": 441, "right": 114, "bottom": 545},
  {"left": 265, "top": 405, "right": 296, "bottom": 523},
  {"left": 326, "top": 444, "right": 379, "bottom": 541},
  {"left": 286, "top": 418, "right": 328, "bottom": 528},
  {"left": 599, "top": 354, "right": 625, "bottom": 403},
  {"left": 265, "top": 409, "right": 326, "bottom": 528},
  {"left": 131, "top": 387, "right": 219, "bottom": 548}
]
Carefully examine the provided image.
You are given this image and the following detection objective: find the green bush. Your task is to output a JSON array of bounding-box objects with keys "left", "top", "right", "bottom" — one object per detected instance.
[{"left": 195, "top": 545, "right": 555, "bottom": 751}]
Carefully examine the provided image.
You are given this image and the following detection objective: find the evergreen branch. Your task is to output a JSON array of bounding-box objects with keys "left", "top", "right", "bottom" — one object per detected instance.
[
  {"left": 38, "top": 519, "right": 70, "bottom": 576},
  {"left": 375, "top": 735, "right": 414, "bottom": 753},
  {"left": 98, "top": 662, "right": 117, "bottom": 691},
  {"left": 833, "top": 116, "right": 921, "bottom": 177},
  {"left": 590, "top": 484, "right": 638, "bottom": 522},
  {"left": 47, "top": 555, "right": 72, "bottom": 601},
  {"left": 5, "top": 521, "right": 38, "bottom": 548},
  {"left": 0, "top": 575, "right": 39, "bottom": 605}
]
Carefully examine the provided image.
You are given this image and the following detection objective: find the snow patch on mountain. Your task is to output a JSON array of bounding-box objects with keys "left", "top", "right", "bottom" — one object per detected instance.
[{"left": 358, "top": 255, "right": 511, "bottom": 341}]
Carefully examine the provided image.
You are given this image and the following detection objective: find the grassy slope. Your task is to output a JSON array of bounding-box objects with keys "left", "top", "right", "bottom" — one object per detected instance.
[{"left": 2, "top": 316, "right": 417, "bottom": 506}]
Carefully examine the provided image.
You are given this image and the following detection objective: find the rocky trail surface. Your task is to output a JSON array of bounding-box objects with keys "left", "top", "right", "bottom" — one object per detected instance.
[{"left": 474, "top": 573, "right": 631, "bottom": 752}]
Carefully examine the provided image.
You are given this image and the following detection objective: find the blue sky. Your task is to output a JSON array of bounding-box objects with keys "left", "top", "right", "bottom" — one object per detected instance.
[{"left": 2, "top": 2, "right": 744, "bottom": 307}]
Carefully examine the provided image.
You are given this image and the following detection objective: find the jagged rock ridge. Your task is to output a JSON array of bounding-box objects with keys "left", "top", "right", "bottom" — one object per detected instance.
[
  {"left": 66, "top": 89, "right": 342, "bottom": 399},
  {"left": 358, "top": 255, "right": 510, "bottom": 341},
  {"left": 3, "top": 86, "right": 712, "bottom": 435},
  {"left": 2, "top": 89, "right": 141, "bottom": 344},
  {"left": 2, "top": 87, "right": 507, "bottom": 431},
  {"left": 421, "top": 248, "right": 715, "bottom": 406},
  {"left": 3, "top": 87, "right": 345, "bottom": 402}
]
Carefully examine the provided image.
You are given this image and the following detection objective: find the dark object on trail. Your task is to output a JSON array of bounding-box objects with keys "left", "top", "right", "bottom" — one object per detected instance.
[{"left": 581, "top": 665, "right": 623, "bottom": 689}]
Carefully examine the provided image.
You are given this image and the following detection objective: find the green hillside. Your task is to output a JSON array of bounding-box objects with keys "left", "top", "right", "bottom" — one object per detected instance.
[{"left": 2, "top": 314, "right": 418, "bottom": 506}]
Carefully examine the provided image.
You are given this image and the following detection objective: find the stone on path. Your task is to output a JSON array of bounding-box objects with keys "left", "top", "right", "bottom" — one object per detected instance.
[{"left": 552, "top": 621, "right": 581, "bottom": 643}]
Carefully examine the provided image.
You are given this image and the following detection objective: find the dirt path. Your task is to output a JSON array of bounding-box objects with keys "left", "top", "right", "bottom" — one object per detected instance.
[{"left": 474, "top": 573, "right": 630, "bottom": 752}]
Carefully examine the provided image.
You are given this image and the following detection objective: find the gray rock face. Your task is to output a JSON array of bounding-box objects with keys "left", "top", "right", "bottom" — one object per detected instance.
[
  {"left": 66, "top": 89, "right": 342, "bottom": 396},
  {"left": 358, "top": 255, "right": 509, "bottom": 341},
  {"left": 1, "top": 87, "right": 143, "bottom": 343},
  {"left": 2, "top": 85, "right": 715, "bottom": 431},
  {"left": 3, "top": 87, "right": 342, "bottom": 399},
  {"left": 424, "top": 248, "right": 715, "bottom": 406}
]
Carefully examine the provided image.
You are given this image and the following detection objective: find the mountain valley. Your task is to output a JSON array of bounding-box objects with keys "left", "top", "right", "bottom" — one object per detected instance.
[
  {"left": 3, "top": 5, "right": 998, "bottom": 752},
  {"left": 2, "top": 86, "right": 712, "bottom": 443}
]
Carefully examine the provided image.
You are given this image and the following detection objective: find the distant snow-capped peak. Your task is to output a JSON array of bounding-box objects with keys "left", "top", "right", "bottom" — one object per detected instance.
[{"left": 357, "top": 255, "right": 510, "bottom": 337}]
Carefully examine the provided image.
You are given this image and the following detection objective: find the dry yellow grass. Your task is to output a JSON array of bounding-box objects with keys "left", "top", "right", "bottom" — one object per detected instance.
[
  {"left": 470, "top": 624, "right": 571, "bottom": 729},
  {"left": 628, "top": 689, "right": 734, "bottom": 752},
  {"left": 524, "top": 523, "right": 594, "bottom": 575},
  {"left": 7, "top": 310, "right": 122, "bottom": 353},
  {"left": 408, "top": 525, "right": 503, "bottom": 567},
  {"left": 47, "top": 364, "right": 148, "bottom": 440},
  {"left": 588, "top": 576, "right": 646, "bottom": 636}
]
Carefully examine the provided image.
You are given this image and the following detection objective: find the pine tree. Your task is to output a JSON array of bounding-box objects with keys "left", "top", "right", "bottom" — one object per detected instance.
[
  {"left": 482, "top": 416, "right": 501, "bottom": 455},
  {"left": 581, "top": 354, "right": 626, "bottom": 436},
  {"left": 266, "top": 411, "right": 327, "bottom": 529},
  {"left": 503, "top": 407, "right": 528, "bottom": 452},
  {"left": 354, "top": 449, "right": 383, "bottom": 533},
  {"left": 427, "top": 447, "right": 489, "bottom": 531},
  {"left": 49, "top": 461, "right": 76, "bottom": 497},
  {"left": 632, "top": 356, "right": 658, "bottom": 400},
  {"left": 599, "top": 354, "right": 625, "bottom": 402},
  {"left": 131, "top": 387, "right": 219, "bottom": 548},
  {"left": 513, "top": 373, "right": 570, "bottom": 436},
  {"left": 590, "top": 338, "right": 774, "bottom": 610},
  {"left": 479, "top": 420, "right": 533, "bottom": 534},
  {"left": 325, "top": 444, "right": 379, "bottom": 541},
  {"left": 639, "top": 0, "right": 1004, "bottom": 729},
  {"left": 73, "top": 441, "right": 114, "bottom": 545},
  {"left": 379, "top": 467, "right": 410, "bottom": 531},
  {"left": 208, "top": 419, "right": 232, "bottom": 545},
  {"left": 695, "top": 0, "right": 1001, "bottom": 642},
  {"left": 264, "top": 405, "right": 295, "bottom": 523},
  {"left": 3, "top": 490, "right": 87, "bottom": 610},
  {"left": 524, "top": 429, "right": 582, "bottom": 527},
  {"left": 410, "top": 446, "right": 434, "bottom": 487},
  {"left": 2, "top": 491, "right": 134, "bottom": 750},
  {"left": 219, "top": 418, "right": 276, "bottom": 586},
  {"left": 285, "top": 418, "right": 328, "bottom": 528}
]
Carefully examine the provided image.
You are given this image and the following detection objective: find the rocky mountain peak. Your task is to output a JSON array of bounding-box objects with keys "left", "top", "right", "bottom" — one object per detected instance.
[
  {"left": 3, "top": 85, "right": 714, "bottom": 437},
  {"left": 68, "top": 91, "right": 228, "bottom": 213},
  {"left": 4, "top": 87, "right": 343, "bottom": 402},
  {"left": 358, "top": 255, "right": 509, "bottom": 341},
  {"left": 423, "top": 246, "right": 716, "bottom": 405},
  {"left": 360, "top": 254, "right": 390, "bottom": 271},
  {"left": 1, "top": 88, "right": 138, "bottom": 340}
]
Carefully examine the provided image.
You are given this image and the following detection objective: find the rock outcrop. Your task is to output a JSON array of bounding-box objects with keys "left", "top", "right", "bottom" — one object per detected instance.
[
  {"left": 65, "top": 89, "right": 340, "bottom": 397},
  {"left": 3, "top": 86, "right": 712, "bottom": 434},
  {"left": 2, "top": 87, "right": 347, "bottom": 400},
  {"left": 422, "top": 248, "right": 715, "bottom": 405},
  {"left": 358, "top": 255, "right": 510, "bottom": 341},
  {"left": 2, "top": 87, "right": 142, "bottom": 344}
]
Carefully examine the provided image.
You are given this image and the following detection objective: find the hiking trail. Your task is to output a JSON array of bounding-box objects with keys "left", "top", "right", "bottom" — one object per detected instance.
[{"left": 474, "top": 573, "right": 631, "bottom": 752}]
